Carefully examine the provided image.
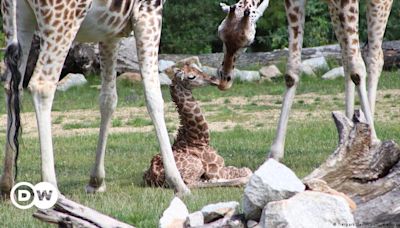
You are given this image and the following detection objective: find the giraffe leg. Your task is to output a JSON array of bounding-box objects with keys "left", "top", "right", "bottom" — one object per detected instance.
[
  {"left": 133, "top": 1, "right": 190, "bottom": 195},
  {"left": 366, "top": 0, "right": 393, "bottom": 116},
  {"left": 27, "top": 1, "right": 91, "bottom": 188},
  {"left": 86, "top": 40, "right": 119, "bottom": 193},
  {"left": 269, "top": 0, "right": 306, "bottom": 161},
  {"left": 328, "top": 0, "right": 378, "bottom": 143},
  {"left": 0, "top": 0, "right": 35, "bottom": 197},
  {"left": 327, "top": 3, "right": 355, "bottom": 118}
]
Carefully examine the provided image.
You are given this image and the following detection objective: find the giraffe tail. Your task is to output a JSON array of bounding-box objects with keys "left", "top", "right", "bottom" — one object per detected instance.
[{"left": 3, "top": 0, "right": 22, "bottom": 180}]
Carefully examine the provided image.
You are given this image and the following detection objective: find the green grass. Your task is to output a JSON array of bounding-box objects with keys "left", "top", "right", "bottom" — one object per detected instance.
[
  {"left": 0, "top": 70, "right": 399, "bottom": 227},
  {"left": 1, "top": 120, "right": 399, "bottom": 227},
  {"left": 0, "top": 71, "right": 399, "bottom": 114}
]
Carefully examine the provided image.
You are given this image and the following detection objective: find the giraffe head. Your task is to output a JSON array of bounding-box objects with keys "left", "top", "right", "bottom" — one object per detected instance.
[
  {"left": 217, "top": 0, "right": 270, "bottom": 90},
  {"left": 168, "top": 64, "right": 220, "bottom": 90}
]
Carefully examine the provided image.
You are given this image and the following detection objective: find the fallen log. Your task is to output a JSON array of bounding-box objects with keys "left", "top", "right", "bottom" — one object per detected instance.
[
  {"left": 304, "top": 111, "right": 400, "bottom": 226},
  {"left": 33, "top": 196, "right": 135, "bottom": 228}
]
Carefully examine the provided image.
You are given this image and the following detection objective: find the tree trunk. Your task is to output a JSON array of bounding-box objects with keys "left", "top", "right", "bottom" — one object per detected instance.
[
  {"left": 33, "top": 196, "right": 135, "bottom": 228},
  {"left": 304, "top": 111, "right": 400, "bottom": 226}
]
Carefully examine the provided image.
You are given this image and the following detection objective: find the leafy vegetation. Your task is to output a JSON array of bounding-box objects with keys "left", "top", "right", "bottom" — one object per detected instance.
[{"left": 160, "top": 0, "right": 400, "bottom": 53}]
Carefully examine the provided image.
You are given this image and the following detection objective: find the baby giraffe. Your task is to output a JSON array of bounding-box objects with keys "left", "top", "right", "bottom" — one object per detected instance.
[{"left": 144, "top": 64, "right": 252, "bottom": 187}]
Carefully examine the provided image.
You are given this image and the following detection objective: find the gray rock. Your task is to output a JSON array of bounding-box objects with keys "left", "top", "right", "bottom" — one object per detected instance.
[
  {"left": 57, "top": 73, "right": 87, "bottom": 91},
  {"left": 302, "top": 57, "right": 329, "bottom": 73},
  {"left": 322, "top": 66, "right": 345, "bottom": 80},
  {"left": 201, "top": 66, "right": 218, "bottom": 77},
  {"left": 115, "top": 36, "right": 139, "bottom": 73},
  {"left": 159, "top": 60, "right": 176, "bottom": 72},
  {"left": 234, "top": 70, "right": 260, "bottom": 82},
  {"left": 300, "top": 64, "right": 316, "bottom": 76},
  {"left": 185, "top": 211, "right": 204, "bottom": 227},
  {"left": 159, "top": 197, "right": 188, "bottom": 228},
  {"left": 176, "top": 56, "right": 202, "bottom": 68},
  {"left": 159, "top": 73, "right": 172, "bottom": 85},
  {"left": 247, "top": 220, "right": 260, "bottom": 228},
  {"left": 260, "top": 191, "right": 355, "bottom": 228},
  {"left": 259, "top": 65, "right": 282, "bottom": 80},
  {"left": 243, "top": 159, "right": 305, "bottom": 221},
  {"left": 201, "top": 201, "right": 239, "bottom": 223}
]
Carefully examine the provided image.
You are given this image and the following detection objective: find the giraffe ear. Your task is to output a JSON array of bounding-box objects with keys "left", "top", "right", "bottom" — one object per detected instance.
[
  {"left": 173, "top": 68, "right": 185, "bottom": 80},
  {"left": 255, "top": 0, "right": 270, "bottom": 21},
  {"left": 220, "top": 3, "right": 230, "bottom": 13}
]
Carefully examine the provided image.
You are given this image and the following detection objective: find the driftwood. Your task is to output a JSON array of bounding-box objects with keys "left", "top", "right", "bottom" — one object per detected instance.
[
  {"left": 304, "top": 111, "right": 400, "bottom": 226},
  {"left": 33, "top": 196, "right": 135, "bottom": 228}
]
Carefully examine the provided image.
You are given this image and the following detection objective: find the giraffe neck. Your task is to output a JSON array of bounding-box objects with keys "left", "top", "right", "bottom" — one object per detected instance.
[{"left": 170, "top": 83, "right": 210, "bottom": 147}]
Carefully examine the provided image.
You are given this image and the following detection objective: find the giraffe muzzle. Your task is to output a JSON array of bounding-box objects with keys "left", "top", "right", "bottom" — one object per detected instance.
[{"left": 217, "top": 68, "right": 233, "bottom": 90}]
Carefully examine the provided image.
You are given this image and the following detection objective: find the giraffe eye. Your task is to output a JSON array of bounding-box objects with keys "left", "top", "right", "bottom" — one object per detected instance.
[{"left": 188, "top": 75, "right": 196, "bottom": 80}]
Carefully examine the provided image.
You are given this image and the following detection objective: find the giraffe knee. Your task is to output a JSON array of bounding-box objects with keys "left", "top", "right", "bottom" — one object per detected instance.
[
  {"left": 350, "top": 73, "right": 361, "bottom": 86},
  {"left": 28, "top": 79, "right": 57, "bottom": 98},
  {"left": 284, "top": 74, "right": 299, "bottom": 88}
]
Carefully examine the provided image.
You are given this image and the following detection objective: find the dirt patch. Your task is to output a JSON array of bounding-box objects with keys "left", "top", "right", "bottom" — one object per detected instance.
[{"left": 0, "top": 90, "right": 398, "bottom": 138}]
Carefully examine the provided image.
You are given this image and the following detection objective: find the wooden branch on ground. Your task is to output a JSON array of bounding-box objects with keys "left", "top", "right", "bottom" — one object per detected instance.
[
  {"left": 304, "top": 111, "right": 400, "bottom": 225},
  {"left": 33, "top": 196, "right": 135, "bottom": 228}
]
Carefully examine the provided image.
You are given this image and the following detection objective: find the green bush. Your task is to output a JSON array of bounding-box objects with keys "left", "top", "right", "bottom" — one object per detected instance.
[{"left": 0, "top": 1, "right": 399, "bottom": 54}]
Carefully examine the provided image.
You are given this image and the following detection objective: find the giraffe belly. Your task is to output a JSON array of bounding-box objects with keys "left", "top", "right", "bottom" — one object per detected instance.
[{"left": 76, "top": 0, "right": 133, "bottom": 42}]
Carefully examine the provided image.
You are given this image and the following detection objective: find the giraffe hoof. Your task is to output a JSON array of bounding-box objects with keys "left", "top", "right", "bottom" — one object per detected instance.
[{"left": 85, "top": 183, "right": 106, "bottom": 194}]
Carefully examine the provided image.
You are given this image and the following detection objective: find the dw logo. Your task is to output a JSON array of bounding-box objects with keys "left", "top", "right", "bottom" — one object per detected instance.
[{"left": 10, "top": 182, "right": 58, "bottom": 210}]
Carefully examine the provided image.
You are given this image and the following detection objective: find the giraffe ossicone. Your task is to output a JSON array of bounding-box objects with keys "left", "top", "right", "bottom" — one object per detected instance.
[
  {"left": 144, "top": 64, "right": 253, "bottom": 188},
  {"left": 217, "top": 0, "right": 391, "bottom": 160}
]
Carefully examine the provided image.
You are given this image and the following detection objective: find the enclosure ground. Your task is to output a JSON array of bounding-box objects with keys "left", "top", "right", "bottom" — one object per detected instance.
[{"left": 0, "top": 72, "right": 399, "bottom": 227}]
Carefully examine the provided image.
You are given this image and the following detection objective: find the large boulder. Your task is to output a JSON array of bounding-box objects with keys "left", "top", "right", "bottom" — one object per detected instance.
[
  {"left": 259, "top": 65, "right": 282, "bottom": 80},
  {"left": 302, "top": 57, "right": 329, "bottom": 73},
  {"left": 185, "top": 211, "right": 204, "bottom": 227},
  {"left": 57, "top": 73, "right": 87, "bottom": 92},
  {"left": 159, "top": 60, "right": 176, "bottom": 72},
  {"left": 260, "top": 191, "right": 355, "bottom": 228},
  {"left": 243, "top": 159, "right": 305, "bottom": 221},
  {"left": 159, "top": 197, "right": 189, "bottom": 228},
  {"left": 322, "top": 66, "right": 345, "bottom": 80}
]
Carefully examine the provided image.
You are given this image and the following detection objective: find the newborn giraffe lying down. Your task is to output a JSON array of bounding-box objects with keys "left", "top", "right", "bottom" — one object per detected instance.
[{"left": 144, "top": 64, "right": 252, "bottom": 188}]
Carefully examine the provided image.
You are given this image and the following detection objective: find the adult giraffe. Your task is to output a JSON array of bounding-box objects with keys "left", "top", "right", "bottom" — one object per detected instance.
[
  {"left": 217, "top": 0, "right": 392, "bottom": 160},
  {"left": 0, "top": 0, "right": 190, "bottom": 197}
]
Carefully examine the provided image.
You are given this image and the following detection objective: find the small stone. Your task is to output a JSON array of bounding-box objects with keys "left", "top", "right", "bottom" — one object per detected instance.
[
  {"left": 322, "top": 66, "right": 345, "bottom": 80},
  {"left": 90, "top": 85, "right": 101, "bottom": 90},
  {"left": 260, "top": 191, "right": 355, "bottom": 228},
  {"left": 300, "top": 64, "right": 316, "bottom": 76},
  {"left": 159, "top": 60, "right": 176, "bottom": 72},
  {"left": 159, "top": 73, "right": 172, "bottom": 85},
  {"left": 57, "top": 73, "right": 87, "bottom": 92},
  {"left": 185, "top": 211, "right": 204, "bottom": 227},
  {"left": 201, "top": 66, "right": 218, "bottom": 77},
  {"left": 302, "top": 57, "right": 329, "bottom": 73},
  {"left": 159, "top": 197, "right": 189, "bottom": 228},
  {"left": 234, "top": 70, "right": 260, "bottom": 82},
  {"left": 243, "top": 159, "right": 305, "bottom": 221},
  {"left": 201, "top": 201, "right": 239, "bottom": 223},
  {"left": 259, "top": 65, "right": 282, "bottom": 80},
  {"left": 247, "top": 220, "right": 259, "bottom": 228},
  {"left": 117, "top": 72, "right": 142, "bottom": 83}
]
